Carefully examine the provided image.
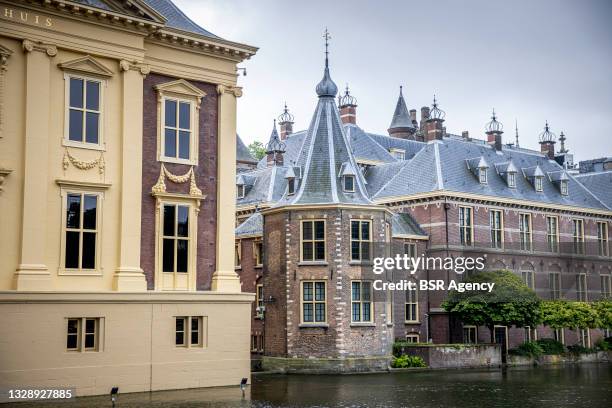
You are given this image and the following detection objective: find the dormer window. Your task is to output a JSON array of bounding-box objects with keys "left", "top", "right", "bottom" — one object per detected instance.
[
  {"left": 508, "top": 172, "right": 516, "bottom": 188},
  {"left": 560, "top": 180, "right": 568, "bottom": 196},
  {"left": 390, "top": 148, "right": 405, "bottom": 160},
  {"left": 479, "top": 168, "right": 488, "bottom": 184},
  {"left": 287, "top": 178, "right": 295, "bottom": 195},
  {"left": 343, "top": 175, "right": 355, "bottom": 192},
  {"left": 535, "top": 176, "right": 543, "bottom": 192},
  {"left": 237, "top": 184, "right": 245, "bottom": 199}
]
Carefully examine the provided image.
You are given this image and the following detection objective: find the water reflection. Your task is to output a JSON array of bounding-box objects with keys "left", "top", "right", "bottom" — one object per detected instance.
[{"left": 9, "top": 364, "right": 611, "bottom": 408}]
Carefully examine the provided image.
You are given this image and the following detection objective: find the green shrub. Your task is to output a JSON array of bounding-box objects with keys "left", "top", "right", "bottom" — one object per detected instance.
[
  {"left": 567, "top": 344, "right": 595, "bottom": 354},
  {"left": 535, "top": 338, "right": 565, "bottom": 355},
  {"left": 391, "top": 355, "right": 427, "bottom": 368},
  {"left": 595, "top": 338, "right": 609, "bottom": 351},
  {"left": 510, "top": 341, "right": 543, "bottom": 357}
]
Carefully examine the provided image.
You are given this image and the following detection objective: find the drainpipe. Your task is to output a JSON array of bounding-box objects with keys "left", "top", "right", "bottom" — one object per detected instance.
[{"left": 443, "top": 197, "right": 452, "bottom": 343}]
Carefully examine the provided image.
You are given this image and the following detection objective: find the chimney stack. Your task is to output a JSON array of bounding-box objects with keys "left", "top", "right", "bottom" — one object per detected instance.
[
  {"left": 409, "top": 109, "right": 417, "bottom": 126},
  {"left": 462, "top": 130, "right": 470, "bottom": 140},
  {"left": 277, "top": 103, "right": 294, "bottom": 140},
  {"left": 424, "top": 96, "right": 445, "bottom": 142},
  {"left": 485, "top": 109, "right": 503, "bottom": 151},
  {"left": 538, "top": 121, "right": 556, "bottom": 160},
  {"left": 338, "top": 85, "right": 357, "bottom": 125},
  {"left": 420, "top": 106, "right": 430, "bottom": 130}
]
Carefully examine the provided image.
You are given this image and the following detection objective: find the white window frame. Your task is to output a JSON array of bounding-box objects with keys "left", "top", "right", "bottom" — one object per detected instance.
[
  {"left": 519, "top": 213, "right": 532, "bottom": 251},
  {"left": 535, "top": 176, "right": 543, "bottom": 192},
  {"left": 237, "top": 184, "right": 245, "bottom": 199},
  {"left": 287, "top": 177, "right": 295, "bottom": 195},
  {"left": 300, "top": 220, "right": 326, "bottom": 262},
  {"left": 343, "top": 175, "right": 355, "bottom": 192},
  {"left": 350, "top": 219, "right": 372, "bottom": 261},
  {"left": 554, "top": 328, "right": 565, "bottom": 345},
  {"left": 351, "top": 280, "right": 373, "bottom": 323},
  {"left": 175, "top": 316, "right": 206, "bottom": 348},
  {"left": 507, "top": 172, "right": 516, "bottom": 188},
  {"left": 490, "top": 209, "right": 503, "bottom": 249},
  {"left": 66, "top": 317, "right": 103, "bottom": 352},
  {"left": 235, "top": 240, "right": 241, "bottom": 269},
  {"left": 597, "top": 221, "right": 609, "bottom": 257},
  {"left": 546, "top": 216, "right": 559, "bottom": 253},
  {"left": 521, "top": 269, "right": 535, "bottom": 290},
  {"left": 300, "top": 280, "right": 327, "bottom": 324},
  {"left": 256, "top": 284, "right": 264, "bottom": 309},
  {"left": 59, "top": 189, "right": 105, "bottom": 276},
  {"left": 550, "top": 272, "right": 561, "bottom": 299},
  {"left": 406, "top": 333, "right": 419, "bottom": 343},
  {"left": 572, "top": 219, "right": 585, "bottom": 255},
  {"left": 390, "top": 148, "right": 405, "bottom": 160},
  {"left": 524, "top": 326, "right": 538, "bottom": 342},
  {"left": 580, "top": 329, "right": 590, "bottom": 348},
  {"left": 577, "top": 273, "right": 588, "bottom": 301},
  {"left": 254, "top": 240, "right": 263, "bottom": 267},
  {"left": 405, "top": 286, "right": 419, "bottom": 323},
  {"left": 63, "top": 73, "right": 106, "bottom": 151},
  {"left": 560, "top": 180, "right": 568, "bottom": 196},
  {"left": 463, "top": 325, "right": 477, "bottom": 344},
  {"left": 459, "top": 206, "right": 473, "bottom": 246},
  {"left": 404, "top": 242, "right": 417, "bottom": 259},
  {"left": 601, "top": 274, "right": 611, "bottom": 298},
  {"left": 479, "top": 168, "right": 488, "bottom": 184}
]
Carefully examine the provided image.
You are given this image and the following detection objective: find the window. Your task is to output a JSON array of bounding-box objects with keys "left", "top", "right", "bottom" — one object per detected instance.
[
  {"left": 549, "top": 272, "right": 561, "bottom": 299},
  {"left": 598, "top": 222, "right": 609, "bottom": 257},
  {"left": 463, "top": 326, "right": 477, "bottom": 344},
  {"left": 390, "top": 148, "right": 405, "bottom": 160},
  {"left": 351, "top": 281, "right": 372, "bottom": 323},
  {"left": 405, "top": 287, "right": 418, "bottom": 322},
  {"left": 162, "top": 98, "right": 193, "bottom": 162},
  {"left": 521, "top": 270, "right": 535, "bottom": 290},
  {"left": 508, "top": 172, "right": 516, "bottom": 188},
  {"left": 66, "top": 76, "right": 102, "bottom": 146},
  {"left": 554, "top": 328, "right": 565, "bottom": 345},
  {"left": 301, "top": 281, "right": 326, "bottom": 324},
  {"left": 256, "top": 284, "right": 264, "bottom": 309},
  {"left": 162, "top": 204, "right": 190, "bottom": 275},
  {"left": 66, "top": 318, "right": 101, "bottom": 352},
  {"left": 580, "top": 329, "right": 590, "bottom": 348},
  {"left": 234, "top": 241, "right": 241, "bottom": 268},
  {"left": 64, "top": 193, "right": 99, "bottom": 271},
  {"left": 254, "top": 240, "right": 263, "bottom": 267},
  {"left": 490, "top": 209, "right": 503, "bottom": 249},
  {"left": 251, "top": 335, "right": 258, "bottom": 352},
  {"left": 572, "top": 219, "right": 584, "bottom": 255},
  {"left": 524, "top": 326, "right": 537, "bottom": 342},
  {"left": 560, "top": 180, "right": 568, "bottom": 196},
  {"left": 535, "top": 176, "right": 543, "bottom": 192},
  {"left": 301, "top": 220, "right": 325, "bottom": 262},
  {"left": 519, "top": 213, "right": 532, "bottom": 251},
  {"left": 601, "top": 275, "right": 611, "bottom": 298},
  {"left": 459, "top": 206, "right": 473, "bottom": 246},
  {"left": 479, "top": 168, "right": 487, "bottom": 184},
  {"left": 237, "top": 184, "right": 245, "bottom": 199},
  {"left": 404, "top": 242, "right": 417, "bottom": 259},
  {"left": 344, "top": 175, "right": 355, "bottom": 192},
  {"left": 406, "top": 334, "right": 419, "bottom": 343},
  {"left": 175, "top": 316, "right": 204, "bottom": 347},
  {"left": 351, "top": 220, "right": 372, "bottom": 261},
  {"left": 546, "top": 216, "right": 559, "bottom": 253},
  {"left": 577, "top": 273, "right": 587, "bottom": 301},
  {"left": 287, "top": 178, "right": 295, "bottom": 195}
]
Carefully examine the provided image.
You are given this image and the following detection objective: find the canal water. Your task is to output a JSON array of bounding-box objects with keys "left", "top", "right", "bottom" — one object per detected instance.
[{"left": 9, "top": 364, "right": 611, "bottom": 407}]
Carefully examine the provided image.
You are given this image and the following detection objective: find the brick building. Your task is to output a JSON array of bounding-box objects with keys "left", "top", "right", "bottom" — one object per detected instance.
[{"left": 235, "top": 42, "right": 611, "bottom": 370}]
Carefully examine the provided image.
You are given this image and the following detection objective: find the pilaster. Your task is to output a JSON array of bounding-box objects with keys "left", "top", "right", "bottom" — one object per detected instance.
[
  {"left": 112, "top": 60, "right": 149, "bottom": 291},
  {"left": 13, "top": 40, "right": 56, "bottom": 290},
  {"left": 211, "top": 84, "right": 242, "bottom": 293}
]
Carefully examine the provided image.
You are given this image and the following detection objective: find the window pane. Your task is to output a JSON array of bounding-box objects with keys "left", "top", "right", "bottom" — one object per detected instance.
[
  {"left": 302, "top": 242, "right": 313, "bottom": 261},
  {"left": 302, "top": 282, "right": 313, "bottom": 301},
  {"left": 163, "top": 205, "right": 175, "bottom": 236},
  {"left": 68, "top": 319, "right": 79, "bottom": 334},
  {"left": 175, "top": 332, "right": 184, "bottom": 345},
  {"left": 178, "top": 130, "right": 190, "bottom": 160},
  {"left": 179, "top": 102, "right": 190, "bottom": 129},
  {"left": 69, "top": 109, "right": 83, "bottom": 141},
  {"left": 82, "top": 232, "right": 96, "bottom": 269},
  {"left": 176, "top": 318, "right": 184, "bottom": 331},
  {"left": 69, "top": 78, "right": 83, "bottom": 108},
  {"left": 361, "top": 242, "right": 370, "bottom": 260},
  {"left": 67, "top": 334, "right": 78, "bottom": 350},
  {"left": 351, "top": 241, "right": 360, "bottom": 260},
  {"left": 86, "top": 318, "right": 96, "bottom": 333},
  {"left": 164, "top": 128, "right": 177, "bottom": 158},
  {"left": 86, "top": 81, "right": 100, "bottom": 110},
  {"left": 315, "top": 241, "right": 325, "bottom": 260},
  {"left": 361, "top": 222, "right": 370, "bottom": 240},
  {"left": 302, "top": 222, "right": 313, "bottom": 240},
  {"left": 85, "top": 112, "right": 99, "bottom": 144},
  {"left": 83, "top": 195, "right": 97, "bottom": 230},
  {"left": 352, "top": 282, "right": 360, "bottom": 301},
  {"left": 177, "top": 206, "right": 189, "bottom": 237},
  {"left": 363, "top": 303, "right": 371, "bottom": 321},
  {"left": 362, "top": 282, "right": 371, "bottom": 300},
  {"left": 66, "top": 194, "right": 81, "bottom": 228},
  {"left": 315, "top": 303, "right": 325, "bottom": 322},
  {"left": 303, "top": 304, "right": 313, "bottom": 322},
  {"left": 351, "top": 221, "right": 359, "bottom": 240},
  {"left": 315, "top": 282, "right": 325, "bottom": 301},
  {"left": 65, "top": 232, "right": 80, "bottom": 268},
  {"left": 163, "top": 239, "right": 174, "bottom": 272},
  {"left": 191, "top": 329, "right": 199, "bottom": 346},
  {"left": 315, "top": 221, "right": 325, "bottom": 240},
  {"left": 345, "top": 176, "right": 354, "bottom": 191},
  {"left": 165, "top": 100, "right": 177, "bottom": 127},
  {"left": 352, "top": 302, "right": 360, "bottom": 321},
  {"left": 176, "top": 239, "right": 188, "bottom": 273},
  {"left": 85, "top": 334, "right": 95, "bottom": 349}
]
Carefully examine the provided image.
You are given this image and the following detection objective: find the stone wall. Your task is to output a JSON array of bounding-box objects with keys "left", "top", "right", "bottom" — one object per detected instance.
[
  {"left": 395, "top": 344, "right": 501, "bottom": 369},
  {"left": 262, "top": 356, "right": 389, "bottom": 373}
]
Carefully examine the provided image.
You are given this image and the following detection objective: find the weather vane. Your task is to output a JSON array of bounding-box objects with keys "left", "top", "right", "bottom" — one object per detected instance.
[{"left": 323, "top": 28, "right": 331, "bottom": 59}]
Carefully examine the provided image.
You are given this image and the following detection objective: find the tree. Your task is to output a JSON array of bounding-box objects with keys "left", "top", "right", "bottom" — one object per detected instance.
[
  {"left": 591, "top": 300, "right": 611, "bottom": 329},
  {"left": 248, "top": 141, "right": 266, "bottom": 160},
  {"left": 442, "top": 270, "right": 541, "bottom": 342},
  {"left": 541, "top": 300, "right": 603, "bottom": 330}
]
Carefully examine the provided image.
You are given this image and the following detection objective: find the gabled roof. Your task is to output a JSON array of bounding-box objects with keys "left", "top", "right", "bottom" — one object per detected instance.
[
  {"left": 574, "top": 171, "right": 612, "bottom": 210},
  {"left": 236, "top": 212, "right": 263, "bottom": 238},
  {"left": 237, "top": 134, "right": 257, "bottom": 164},
  {"left": 143, "top": 0, "right": 219, "bottom": 38},
  {"left": 391, "top": 213, "right": 427, "bottom": 239}
]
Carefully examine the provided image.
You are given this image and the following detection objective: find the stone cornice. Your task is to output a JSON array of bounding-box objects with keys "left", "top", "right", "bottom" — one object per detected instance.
[
  {"left": 216, "top": 84, "right": 243, "bottom": 97},
  {"left": 119, "top": 59, "right": 150, "bottom": 76},
  {"left": 0, "top": 291, "right": 255, "bottom": 304}
]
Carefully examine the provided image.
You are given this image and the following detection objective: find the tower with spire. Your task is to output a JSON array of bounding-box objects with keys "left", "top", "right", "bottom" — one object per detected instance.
[
  {"left": 424, "top": 95, "right": 446, "bottom": 141},
  {"left": 388, "top": 85, "right": 417, "bottom": 139},
  {"left": 539, "top": 121, "right": 557, "bottom": 160},
  {"left": 338, "top": 84, "right": 358, "bottom": 125},
  {"left": 277, "top": 103, "right": 294, "bottom": 140},
  {"left": 485, "top": 109, "right": 504, "bottom": 151},
  {"left": 265, "top": 119, "right": 286, "bottom": 166}
]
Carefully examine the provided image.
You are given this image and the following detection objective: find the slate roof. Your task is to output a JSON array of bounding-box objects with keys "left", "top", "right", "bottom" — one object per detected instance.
[
  {"left": 236, "top": 212, "right": 263, "bottom": 237},
  {"left": 388, "top": 87, "right": 416, "bottom": 131},
  {"left": 236, "top": 166, "right": 290, "bottom": 207},
  {"left": 391, "top": 213, "right": 427, "bottom": 238},
  {"left": 574, "top": 171, "right": 612, "bottom": 210},
  {"left": 143, "top": 0, "right": 220, "bottom": 38},
  {"left": 237, "top": 134, "right": 257, "bottom": 164}
]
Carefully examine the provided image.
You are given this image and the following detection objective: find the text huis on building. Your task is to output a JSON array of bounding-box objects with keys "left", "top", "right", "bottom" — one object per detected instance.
[
  {"left": 234, "top": 41, "right": 612, "bottom": 371},
  {"left": 0, "top": 0, "right": 257, "bottom": 395}
]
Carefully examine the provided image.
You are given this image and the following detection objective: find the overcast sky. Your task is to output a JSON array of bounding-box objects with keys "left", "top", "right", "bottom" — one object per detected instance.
[{"left": 174, "top": 0, "right": 612, "bottom": 161}]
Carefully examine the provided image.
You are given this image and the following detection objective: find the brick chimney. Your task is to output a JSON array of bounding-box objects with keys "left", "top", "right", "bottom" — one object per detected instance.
[
  {"left": 420, "top": 106, "right": 430, "bottom": 131},
  {"left": 462, "top": 130, "right": 470, "bottom": 141},
  {"left": 277, "top": 103, "right": 294, "bottom": 140},
  {"left": 424, "top": 97, "right": 445, "bottom": 142},
  {"left": 409, "top": 109, "right": 417, "bottom": 126},
  {"left": 338, "top": 85, "right": 357, "bottom": 125},
  {"left": 485, "top": 109, "right": 503, "bottom": 151},
  {"left": 538, "top": 121, "right": 556, "bottom": 160}
]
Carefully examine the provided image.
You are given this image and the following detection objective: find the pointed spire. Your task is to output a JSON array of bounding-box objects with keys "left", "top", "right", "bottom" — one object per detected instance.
[
  {"left": 265, "top": 119, "right": 286, "bottom": 166},
  {"left": 315, "top": 28, "right": 338, "bottom": 98},
  {"left": 388, "top": 85, "right": 416, "bottom": 137},
  {"left": 515, "top": 119, "right": 520, "bottom": 148}
]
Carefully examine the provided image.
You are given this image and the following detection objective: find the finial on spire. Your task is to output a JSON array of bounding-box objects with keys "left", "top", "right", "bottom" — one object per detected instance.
[
  {"left": 485, "top": 108, "right": 503, "bottom": 133},
  {"left": 338, "top": 83, "right": 357, "bottom": 107},
  {"left": 515, "top": 119, "right": 520, "bottom": 147},
  {"left": 323, "top": 28, "right": 331, "bottom": 67},
  {"left": 430, "top": 94, "right": 446, "bottom": 120},
  {"left": 539, "top": 120, "right": 556, "bottom": 143},
  {"left": 278, "top": 102, "right": 294, "bottom": 124},
  {"left": 400, "top": 85, "right": 403, "bottom": 96},
  {"left": 315, "top": 28, "right": 338, "bottom": 97}
]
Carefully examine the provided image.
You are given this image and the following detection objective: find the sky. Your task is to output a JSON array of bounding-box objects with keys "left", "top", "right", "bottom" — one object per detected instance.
[{"left": 174, "top": 0, "right": 612, "bottom": 161}]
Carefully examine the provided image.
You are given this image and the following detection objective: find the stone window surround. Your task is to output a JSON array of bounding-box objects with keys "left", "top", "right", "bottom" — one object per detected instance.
[
  {"left": 300, "top": 280, "right": 327, "bottom": 326},
  {"left": 350, "top": 280, "right": 373, "bottom": 324},
  {"left": 299, "top": 219, "right": 326, "bottom": 263},
  {"left": 519, "top": 212, "right": 533, "bottom": 251},
  {"left": 597, "top": 221, "right": 609, "bottom": 257},
  {"left": 576, "top": 273, "right": 588, "bottom": 301},
  {"left": 406, "top": 333, "right": 419, "bottom": 343},
  {"left": 350, "top": 219, "right": 372, "bottom": 262},
  {"left": 489, "top": 209, "right": 504, "bottom": 249},
  {"left": 66, "top": 317, "right": 104, "bottom": 352},
  {"left": 572, "top": 218, "right": 585, "bottom": 254},
  {"left": 175, "top": 316, "right": 206, "bottom": 348},
  {"left": 405, "top": 283, "right": 419, "bottom": 323},
  {"left": 546, "top": 215, "right": 560, "bottom": 253},
  {"left": 459, "top": 205, "right": 474, "bottom": 247},
  {"left": 63, "top": 73, "right": 105, "bottom": 150}
]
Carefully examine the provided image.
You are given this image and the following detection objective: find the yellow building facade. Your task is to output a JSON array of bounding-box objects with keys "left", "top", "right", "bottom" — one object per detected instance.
[{"left": 0, "top": 0, "right": 257, "bottom": 396}]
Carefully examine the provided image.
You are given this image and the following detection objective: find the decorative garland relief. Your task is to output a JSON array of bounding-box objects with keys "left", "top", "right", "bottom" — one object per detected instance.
[
  {"left": 63, "top": 149, "right": 105, "bottom": 174},
  {"left": 152, "top": 163, "right": 202, "bottom": 197}
]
